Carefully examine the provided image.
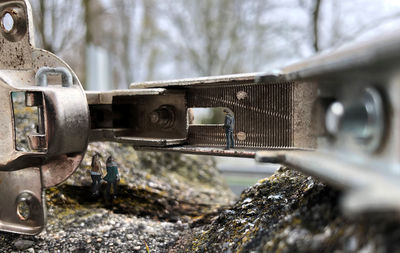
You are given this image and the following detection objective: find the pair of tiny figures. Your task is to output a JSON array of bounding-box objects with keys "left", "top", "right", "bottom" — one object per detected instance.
[{"left": 91, "top": 154, "right": 120, "bottom": 201}]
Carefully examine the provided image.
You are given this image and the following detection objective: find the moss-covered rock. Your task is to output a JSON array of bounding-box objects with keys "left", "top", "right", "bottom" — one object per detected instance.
[
  {"left": 172, "top": 167, "right": 400, "bottom": 253},
  {"left": 68, "top": 142, "right": 234, "bottom": 205},
  {"left": 46, "top": 183, "right": 225, "bottom": 223}
]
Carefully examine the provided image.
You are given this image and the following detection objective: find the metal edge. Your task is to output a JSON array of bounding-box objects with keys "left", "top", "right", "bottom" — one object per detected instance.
[
  {"left": 135, "top": 146, "right": 257, "bottom": 158},
  {"left": 129, "top": 72, "right": 261, "bottom": 89},
  {"left": 277, "top": 31, "right": 400, "bottom": 81},
  {"left": 86, "top": 88, "right": 166, "bottom": 105}
]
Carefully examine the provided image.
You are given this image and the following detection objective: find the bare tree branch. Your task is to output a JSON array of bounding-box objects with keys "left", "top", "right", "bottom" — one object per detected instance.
[{"left": 312, "top": 0, "right": 322, "bottom": 52}]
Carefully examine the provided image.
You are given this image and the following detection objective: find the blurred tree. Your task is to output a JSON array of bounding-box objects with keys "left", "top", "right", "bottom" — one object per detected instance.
[
  {"left": 33, "top": 0, "right": 83, "bottom": 54},
  {"left": 158, "top": 0, "right": 279, "bottom": 123},
  {"left": 306, "top": 0, "right": 400, "bottom": 51},
  {"left": 98, "top": 0, "right": 135, "bottom": 88},
  {"left": 127, "top": 0, "right": 166, "bottom": 83},
  {"left": 30, "top": 0, "right": 400, "bottom": 89},
  {"left": 115, "top": 0, "right": 134, "bottom": 86},
  {"left": 311, "top": 0, "right": 322, "bottom": 52},
  {"left": 82, "top": 0, "right": 91, "bottom": 88},
  {"left": 89, "top": 0, "right": 166, "bottom": 87},
  {"left": 31, "top": 0, "right": 86, "bottom": 80},
  {"left": 160, "top": 0, "right": 279, "bottom": 76}
]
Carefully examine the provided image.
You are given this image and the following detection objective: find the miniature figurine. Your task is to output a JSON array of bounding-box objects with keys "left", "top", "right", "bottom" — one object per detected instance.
[
  {"left": 223, "top": 109, "right": 235, "bottom": 150},
  {"left": 103, "top": 155, "right": 120, "bottom": 201},
  {"left": 90, "top": 153, "right": 102, "bottom": 197}
]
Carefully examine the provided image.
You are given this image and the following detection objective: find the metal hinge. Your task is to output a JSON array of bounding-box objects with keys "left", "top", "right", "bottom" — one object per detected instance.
[{"left": 1, "top": 0, "right": 400, "bottom": 235}]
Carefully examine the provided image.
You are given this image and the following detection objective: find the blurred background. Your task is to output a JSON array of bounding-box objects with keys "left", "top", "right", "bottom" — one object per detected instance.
[{"left": 30, "top": 0, "right": 400, "bottom": 194}]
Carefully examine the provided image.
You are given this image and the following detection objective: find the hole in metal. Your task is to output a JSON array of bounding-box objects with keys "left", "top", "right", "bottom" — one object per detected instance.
[
  {"left": 16, "top": 198, "right": 30, "bottom": 221},
  {"left": 236, "top": 91, "right": 248, "bottom": 100},
  {"left": 1, "top": 12, "right": 14, "bottom": 32},
  {"left": 189, "top": 107, "right": 233, "bottom": 125},
  {"left": 149, "top": 105, "right": 176, "bottom": 129},
  {"left": 12, "top": 92, "right": 41, "bottom": 152},
  {"left": 0, "top": 6, "right": 28, "bottom": 42},
  {"left": 237, "top": 131, "right": 247, "bottom": 141}
]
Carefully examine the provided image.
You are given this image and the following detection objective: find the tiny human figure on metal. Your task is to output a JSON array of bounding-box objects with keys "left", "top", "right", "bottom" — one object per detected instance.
[
  {"left": 223, "top": 109, "right": 235, "bottom": 150},
  {"left": 90, "top": 152, "right": 102, "bottom": 197},
  {"left": 103, "top": 155, "right": 120, "bottom": 203}
]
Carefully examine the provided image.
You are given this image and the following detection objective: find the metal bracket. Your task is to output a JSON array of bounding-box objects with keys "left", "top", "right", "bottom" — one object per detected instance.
[
  {"left": 35, "top": 67, "right": 73, "bottom": 87},
  {"left": 0, "top": 0, "right": 88, "bottom": 235}
]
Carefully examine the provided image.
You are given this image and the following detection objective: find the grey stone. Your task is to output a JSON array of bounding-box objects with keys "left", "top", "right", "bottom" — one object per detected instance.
[{"left": 14, "top": 239, "right": 34, "bottom": 250}]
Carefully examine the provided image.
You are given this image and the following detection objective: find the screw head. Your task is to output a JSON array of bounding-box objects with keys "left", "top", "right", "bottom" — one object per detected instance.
[
  {"left": 326, "top": 102, "right": 344, "bottom": 135},
  {"left": 325, "top": 87, "right": 384, "bottom": 152},
  {"left": 16, "top": 192, "right": 33, "bottom": 221},
  {"left": 149, "top": 111, "right": 160, "bottom": 124}
]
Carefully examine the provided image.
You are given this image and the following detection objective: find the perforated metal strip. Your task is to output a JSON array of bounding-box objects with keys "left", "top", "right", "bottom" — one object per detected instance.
[{"left": 187, "top": 81, "right": 294, "bottom": 148}]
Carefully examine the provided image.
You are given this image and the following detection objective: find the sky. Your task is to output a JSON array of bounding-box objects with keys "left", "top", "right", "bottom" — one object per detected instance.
[{"left": 36, "top": 0, "right": 400, "bottom": 85}]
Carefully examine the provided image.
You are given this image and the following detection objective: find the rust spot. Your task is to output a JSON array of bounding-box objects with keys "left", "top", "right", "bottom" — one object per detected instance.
[
  {"left": 236, "top": 91, "right": 248, "bottom": 100},
  {"left": 237, "top": 132, "right": 246, "bottom": 141}
]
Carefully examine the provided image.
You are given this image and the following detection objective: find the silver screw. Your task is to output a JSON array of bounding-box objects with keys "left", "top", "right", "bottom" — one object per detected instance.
[
  {"left": 16, "top": 192, "right": 33, "bottom": 221},
  {"left": 325, "top": 87, "right": 384, "bottom": 152},
  {"left": 326, "top": 101, "right": 344, "bottom": 135}
]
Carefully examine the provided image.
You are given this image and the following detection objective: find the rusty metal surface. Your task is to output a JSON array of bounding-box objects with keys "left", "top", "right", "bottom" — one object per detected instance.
[
  {"left": 129, "top": 74, "right": 316, "bottom": 150},
  {"left": 0, "top": 167, "right": 45, "bottom": 235},
  {"left": 0, "top": 0, "right": 89, "bottom": 235},
  {"left": 0, "top": 0, "right": 34, "bottom": 69},
  {"left": 100, "top": 76, "right": 315, "bottom": 153},
  {"left": 88, "top": 90, "right": 187, "bottom": 144},
  {"left": 41, "top": 154, "right": 84, "bottom": 188}
]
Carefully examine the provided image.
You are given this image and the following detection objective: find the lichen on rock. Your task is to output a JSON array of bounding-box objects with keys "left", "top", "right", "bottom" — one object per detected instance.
[
  {"left": 172, "top": 167, "right": 400, "bottom": 253},
  {"left": 69, "top": 142, "right": 235, "bottom": 206}
]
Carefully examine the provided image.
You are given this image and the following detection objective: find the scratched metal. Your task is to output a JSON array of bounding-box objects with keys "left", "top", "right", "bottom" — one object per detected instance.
[
  {"left": 0, "top": 0, "right": 89, "bottom": 235},
  {"left": 187, "top": 81, "right": 294, "bottom": 148}
]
